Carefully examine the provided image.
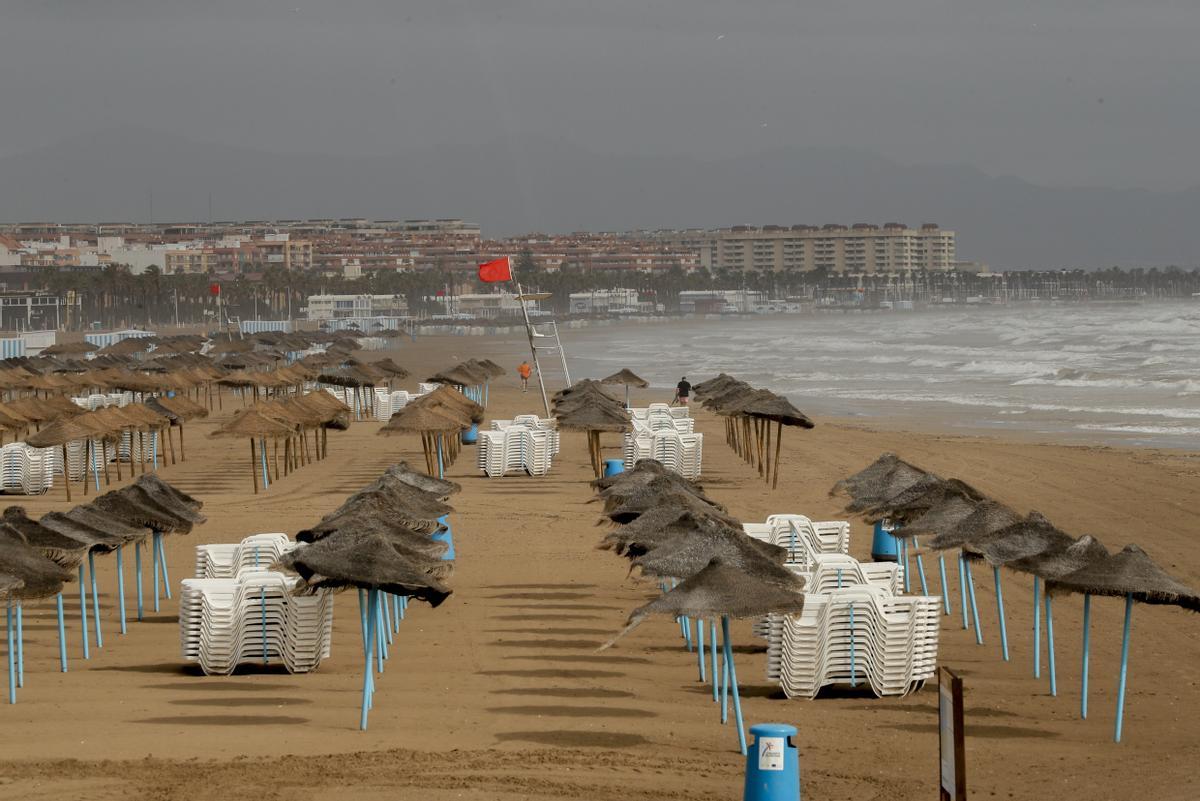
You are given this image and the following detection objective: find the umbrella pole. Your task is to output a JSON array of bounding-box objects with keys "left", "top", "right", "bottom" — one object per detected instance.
[
  {"left": 6, "top": 601, "right": 13, "bottom": 703},
  {"left": 83, "top": 440, "right": 90, "bottom": 496},
  {"left": 958, "top": 554, "right": 969, "bottom": 630},
  {"left": 15, "top": 604, "right": 22, "bottom": 688},
  {"left": 1114, "top": 593, "right": 1134, "bottom": 742},
  {"left": 912, "top": 536, "right": 929, "bottom": 595},
  {"left": 1081, "top": 593, "right": 1092, "bottom": 719},
  {"left": 696, "top": 617, "right": 706, "bottom": 682},
  {"left": 360, "top": 590, "right": 378, "bottom": 731},
  {"left": 116, "top": 545, "right": 127, "bottom": 635},
  {"left": 720, "top": 625, "right": 730, "bottom": 723},
  {"left": 721, "top": 616, "right": 748, "bottom": 756},
  {"left": 764, "top": 420, "right": 771, "bottom": 484},
  {"left": 88, "top": 551, "right": 103, "bottom": 648},
  {"left": 78, "top": 564, "right": 89, "bottom": 658},
  {"left": 1033, "top": 577, "right": 1041, "bottom": 678},
  {"left": 56, "top": 593, "right": 67, "bottom": 672},
  {"left": 102, "top": 440, "right": 112, "bottom": 485},
  {"left": 62, "top": 444, "right": 71, "bottom": 502},
  {"left": 250, "top": 439, "right": 258, "bottom": 494},
  {"left": 167, "top": 425, "right": 176, "bottom": 465},
  {"left": 771, "top": 422, "right": 783, "bottom": 490},
  {"left": 938, "top": 554, "right": 951, "bottom": 615},
  {"left": 993, "top": 566, "right": 1009, "bottom": 661},
  {"left": 965, "top": 558, "right": 983, "bottom": 644},
  {"left": 1045, "top": 591, "right": 1057, "bottom": 696},
  {"left": 710, "top": 620, "right": 719, "bottom": 701},
  {"left": 180, "top": 424, "right": 185, "bottom": 462},
  {"left": 436, "top": 434, "right": 444, "bottom": 479},
  {"left": 135, "top": 540, "right": 144, "bottom": 620},
  {"left": 152, "top": 532, "right": 161, "bottom": 612}
]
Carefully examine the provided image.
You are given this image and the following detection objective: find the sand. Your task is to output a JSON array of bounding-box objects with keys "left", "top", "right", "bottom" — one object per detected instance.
[{"left": 2, "top": 333, "right": 1199, "bottom": 801}]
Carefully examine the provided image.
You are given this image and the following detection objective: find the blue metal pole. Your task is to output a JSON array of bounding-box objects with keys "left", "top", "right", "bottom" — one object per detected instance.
[
  {"left": 116, "top": 546, "right": 127, "bottom": 634},
  {"left": 684, "top": 616, "right": 694, "bottom": 652},
  {"left": 1115, "top": 593, "right": 1133, "bottom": 743},
  {"left": 722, "top": 616, "right": 748, "bottom": 756},
  {"left": 56, "top": 594, "right": 67, "bottom": 672},
  {"left": 88, "top": 551, "right": 103, "bottom": 648},
  {"left": 360, "top": 590, "right": 378, "bottom": 731},
  {"left": 965, "top": 559, "right": 982, "bottom": 645},
  {"left": 15, "top": 604, "right": 23, "bottom": 688},
  {"left": 157, "top": 533, "right": 172, "bottom": 599},
  {"left": 1033, "top": 577, "right": 1041, "bottom": 678},
  {"left": 720, "top": 629, "right": 730, "bottom": 723},
  {"left": 1045, "top": 591, "right": 1057, "bottom": 697},
  {"left": 697, "top": 618, "right": 706, "bottom": 682},
  {"left": 6, "top": 602, "right": 14, "bottom": 704},
  {"left": 710, "top": 620, "right": 719, "bottom": 702},
  {"left": 261, "top": 439, "right": 270, "bottom": 488},
  {"left": 912, "top": 536, "right": 929, "bottom": 596},
  {"left": 958, "top": 554, "right": 969, "bottom": 630},
  {"left": 993, "top": 566, "right": 1009, "bottom": 661},
  {"left": 1081, "top": 594, "right": 1092, "bottom": 719},
  {"left": 436, "top": 434, "right": 445, "bottom": 479},
  {"left": 376, "top": 595, "right": 387, "bottom": 670},
  {"left": 78, "top": 564, "right": 90, "bottom": 659},
  {"left": 938, "top": 554, "right": 952, "bottom": 615},
  {"left": 382, "top": 591, "right": 394, "bottom": 645},
  {"left": 135, "top": 539, "right": 144, "bottom": 621},
  {"left": 152, "top": 533, "right": 161, "bottom": 613}
]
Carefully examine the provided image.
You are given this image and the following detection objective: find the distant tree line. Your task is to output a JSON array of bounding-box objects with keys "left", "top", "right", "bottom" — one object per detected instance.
[{"left": 26, "top": 259, "right": 1200, "bottom": 330}]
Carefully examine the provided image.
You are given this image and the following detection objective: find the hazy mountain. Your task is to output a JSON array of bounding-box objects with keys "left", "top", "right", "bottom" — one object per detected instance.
[{"left": 2, "top": 127, "right": 1197, "bottom": 269}]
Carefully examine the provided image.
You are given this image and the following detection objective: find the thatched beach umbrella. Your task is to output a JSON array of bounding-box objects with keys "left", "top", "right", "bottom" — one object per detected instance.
[
  {"left": 379, "top": 404, "right": 468, "bottom": 478},
  {"left": 211, "top": 409, "right": 297, "bottom": 494},
  {"left": 555, "top": 402, "right": 629, "bottom": 479},
  {"left": 0, "top": 537, "right": 71, "bottom": 702},
  {"left": 600, "top": 368, "right": 649, "bottom": 407},
  {"left": 1048, "top": 544, "right": 1200, "bottom": 742},
  {"left": 929, "top": 500, "right": 1023, "bottom": 639},
  {"left": 601, "top": 557, "right": 806, "bottom": 754}
]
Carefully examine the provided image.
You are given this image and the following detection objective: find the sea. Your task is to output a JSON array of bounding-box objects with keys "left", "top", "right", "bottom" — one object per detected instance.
[{"left": 564, "top": 302, "right": 1200, "bottom": 450}]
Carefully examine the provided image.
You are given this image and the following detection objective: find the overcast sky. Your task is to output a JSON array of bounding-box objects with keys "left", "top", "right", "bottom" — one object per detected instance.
[{"left": 2, "top": 0, "right": 1198, "bottom": 191}]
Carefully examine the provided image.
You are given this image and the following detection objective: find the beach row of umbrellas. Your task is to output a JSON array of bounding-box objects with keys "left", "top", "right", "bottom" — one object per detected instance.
[
  {"left": 274, "top": 463, "right": 460, "bottom": 729},
  {"left": 210, "top": 390, "right": 353, "bottom": 494},
  {"left": 23, "top": 398, "right": 207, "bottom": 500},
  {"left": 833, "top": 452, "right": 1200, "bottom": 742},
  {"left": 379, "top": 385, "right": 486, "bottom": 478},
  {"left": 593, "top": 459, "right": 808, "bottom": 754},
  {"left": 551, "top": 379, "right": 632, "bottom": 478},
  {"left": 426, "top": 358, "right": 506, "bottom": 406},
  {"left": 0, "top": 475, "right": 203, "bottom": 703},
  {"left": 691, "top": 374, "right": 814, "bottom": 489}
]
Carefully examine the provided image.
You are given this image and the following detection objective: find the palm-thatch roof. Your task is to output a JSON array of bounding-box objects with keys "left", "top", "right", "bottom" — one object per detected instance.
[
  {"left": 0, "top": 537, "right": 72, "bottom": 600},
  {"left": 1006, "top": 534, "right": 1110, "bottom": 580},
  {"left": 600, "top": 368, "right": 650, "bottom": 389},
  {"left": 41, "top": 341, "right": 98, "bottom": 356},
  {"left": 275, "top": 532, "right": 452, "bottom": 605},
  {"left": 1048, "top": 544, "right": 1200, "bottom": 611},
  {"left": 211, "top": 408, "right": 298, "bottom": 439},
  {"left": 600, "top": 558, "right": 806, "bottom": 649}
]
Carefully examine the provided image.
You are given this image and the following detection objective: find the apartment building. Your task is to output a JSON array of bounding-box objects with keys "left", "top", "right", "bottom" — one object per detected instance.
[
  {"left": 705, "top": 224, "right": 955, "bottom": 274},
  {"left": 304, "top": 293, "right": 409, "bottom": 321}
]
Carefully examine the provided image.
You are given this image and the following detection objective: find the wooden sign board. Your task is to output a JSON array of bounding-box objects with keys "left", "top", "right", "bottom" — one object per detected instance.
[{"left": 939, "top": 666, "right": 966, "bottom": 801}]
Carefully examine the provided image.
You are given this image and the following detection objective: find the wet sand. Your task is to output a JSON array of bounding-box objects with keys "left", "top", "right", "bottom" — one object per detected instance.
[{"left": 1, "top": 333, "right": 1198, "bottom": 800}]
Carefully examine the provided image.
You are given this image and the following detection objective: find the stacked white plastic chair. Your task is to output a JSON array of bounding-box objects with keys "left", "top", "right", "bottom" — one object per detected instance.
[
  {"left": 742, "top": 515, "right": 851, "bottom": 571},
  {"left": 775, "top": 586, "right": 940, "bottom": 698},
  {"left": 194, "top": 533, "right": 295, "bottom": 578},
  {"left": 478, "top": 417, "right": 559, "bottom": 477},
  {"left": 372, "top": 389, "right": 427, "bottom": 422},
  {"left": 180, "top": 534, "right": 333, "bottom": 675},
  {"left": 623, "top": 430, "right": 703, "bottom": 479},
  {"left": 0, "top": 443, "right": 56, "bottom": 494}
]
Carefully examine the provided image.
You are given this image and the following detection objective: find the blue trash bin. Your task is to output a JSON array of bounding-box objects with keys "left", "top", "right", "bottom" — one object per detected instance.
[
  {"left": 743, "top": 723, "right": 801, "bottom": 801},
  {"left": 603, "top": 459, "right": 625, "bottom": 477},
  {"left": 461, "top": 423, "right": 478, "bottom": 445},
  {"left": 870, "top": 520, "right": 899, "bottom": 563}
]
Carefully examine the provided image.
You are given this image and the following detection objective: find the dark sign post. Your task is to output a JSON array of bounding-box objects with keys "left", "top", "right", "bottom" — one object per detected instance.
[{"left": 939, "top": 667, "right": 966, "bottom": 801}]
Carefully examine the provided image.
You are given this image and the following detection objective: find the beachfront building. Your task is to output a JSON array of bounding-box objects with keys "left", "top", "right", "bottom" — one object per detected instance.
[
  {"left": 567, "top": 288, "right": 650, "bottom": 315},
  {"left": 678, "top": 289, "right": 766, "bottom": 314},
  {"left": 663, "top": 223, "right": 956, "bottom": 275},
  {"left": 303, "top": 293, "right": 409, "bottom": 321},
  {"left": 428, "top": 292, "right": 539, "bottom": 319}
]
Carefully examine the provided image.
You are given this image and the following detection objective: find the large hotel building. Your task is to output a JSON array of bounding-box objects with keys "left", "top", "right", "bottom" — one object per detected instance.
[{"left": 662, "top": 223, "right": 955, "bottom": 274}]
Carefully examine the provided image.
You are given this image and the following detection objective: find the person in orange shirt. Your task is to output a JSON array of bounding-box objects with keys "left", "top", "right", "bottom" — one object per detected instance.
[{"left": 517, "top": 360, "right": 533, "bottom": 392}]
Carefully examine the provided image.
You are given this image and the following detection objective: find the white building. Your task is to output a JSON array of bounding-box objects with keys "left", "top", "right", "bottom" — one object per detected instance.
[
  {"left": 428, "top": 292, "right": 538, "bottom": 319},
  {"left": 303, "top": 293, "right": 409, "bottom": 321},
  {"left": 568, "top": 288, "right": 651, "bottom": 315}
]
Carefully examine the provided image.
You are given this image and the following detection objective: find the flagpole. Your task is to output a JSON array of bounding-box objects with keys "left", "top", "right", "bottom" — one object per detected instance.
[{"left": 507, "top": 257, "right": 552, "bottom": 417}]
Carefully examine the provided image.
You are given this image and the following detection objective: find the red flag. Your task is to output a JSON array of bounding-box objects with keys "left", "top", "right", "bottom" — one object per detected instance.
[{"left": 478, "top": 256, "right": 512, "bottom": 283}]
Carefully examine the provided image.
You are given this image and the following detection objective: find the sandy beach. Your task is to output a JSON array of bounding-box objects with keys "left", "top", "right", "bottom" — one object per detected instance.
[{"left": 2, "top": 332, "right": 1199, "bottom": 801}]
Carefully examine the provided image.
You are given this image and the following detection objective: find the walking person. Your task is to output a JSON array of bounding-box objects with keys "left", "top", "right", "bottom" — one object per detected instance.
[
  {"left": 518, "top": 360, "right": 533, "bottom": 392},
  {"left": 672, "top": 376, "right": 691, "bottom": 406}
]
